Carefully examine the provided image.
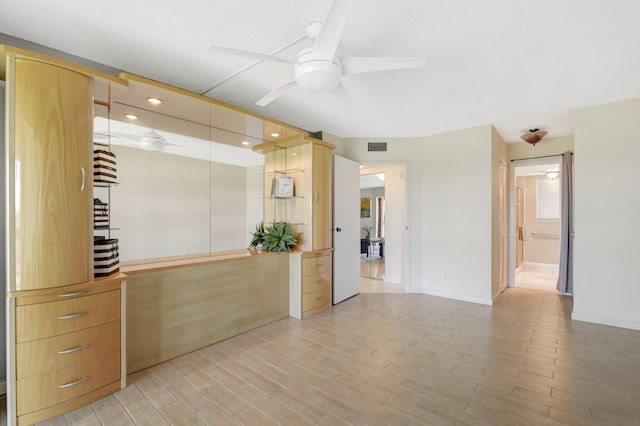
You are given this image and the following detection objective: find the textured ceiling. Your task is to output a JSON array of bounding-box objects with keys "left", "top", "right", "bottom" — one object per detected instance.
[{"left": 1, "top": 0, "right": 639, "bottom": 142}]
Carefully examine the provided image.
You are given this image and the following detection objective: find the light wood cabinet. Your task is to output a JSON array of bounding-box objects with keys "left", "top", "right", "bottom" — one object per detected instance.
[
  {"left": 258, "top": 137, "right": 334, "bottom": 319},
  {"left": 9, "top": 278, "right": 125, "bottom": 425},
  {"left": 16, "top": 351, "right": 120, "bottom": 417},
  {"left": 2, "top": 47, "right": 128, "bottom": 426},
  {"left": 258, "top": 137, "right": 334, "bottom": 252},
  {"left": 11, "top": 58, "right": 92, "bottom": 291},
  {"left": 312, "top": 143, "right": 333, "bottom": 250},
  {"left": 290, "top": 249, "right": 332, "bottom": 319},
  {"left": 15, "top": 290, "right": 121, "bottom": 342}
]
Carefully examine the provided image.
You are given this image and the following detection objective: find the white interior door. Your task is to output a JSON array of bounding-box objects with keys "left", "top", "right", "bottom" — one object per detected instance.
[{"left": 333, "top": 155, "right": 361, "bottom": 304}]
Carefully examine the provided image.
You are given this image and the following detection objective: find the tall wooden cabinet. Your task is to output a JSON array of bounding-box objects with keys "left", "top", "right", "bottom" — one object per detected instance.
[
  {"left": 11, "top": 58, "right": 91, "bottom": 290},
  {"left": 2, "top": 47, "right": 126, "bottom": 426},
  {"left": 257, "top": 136, "right": 335, "bottom": 319}
]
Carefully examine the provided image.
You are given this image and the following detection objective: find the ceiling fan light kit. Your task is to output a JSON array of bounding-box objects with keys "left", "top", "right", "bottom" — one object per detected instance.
[
  {"left": 520, "top": 128, "right": 548, "bottom": 145},
  {"left": 295, "top": 48, "right": 342, "bottom": 91}
]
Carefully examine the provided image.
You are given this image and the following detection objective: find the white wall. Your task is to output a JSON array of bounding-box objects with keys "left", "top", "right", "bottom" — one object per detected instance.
[
  {"left": 342, "top": 126, "right": 497, "bottom": 304},
  {"left": 573, "top": 97, "right": 640, "bottom": 330}
]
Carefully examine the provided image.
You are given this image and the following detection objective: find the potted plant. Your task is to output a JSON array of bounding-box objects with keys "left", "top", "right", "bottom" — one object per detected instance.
[
  {"left": 248, "top": 222, "right": 265, "bottom": 251},
  {"left": 261, "top": 221, "right": 297, "bottom": 252}
]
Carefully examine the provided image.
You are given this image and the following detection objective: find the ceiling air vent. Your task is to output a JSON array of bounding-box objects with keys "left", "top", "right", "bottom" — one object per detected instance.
[{"left": 368, "top": 142, "right": 387, "bottom": 152}]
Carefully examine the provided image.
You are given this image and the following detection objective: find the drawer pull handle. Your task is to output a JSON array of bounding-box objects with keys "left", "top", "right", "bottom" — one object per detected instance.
[
  {"left": 315, "top": 297, "right": 323, "bottom": 301},
  {"left": 316, "top": 280, "right": 323, "bottom": 284},
  {"left": 58, "top": 344, "right": 88, "bottom": 355},
  {"left": 58, "top": 291, "right": 88, "bottom": 298},
  {"left": 58, "top": 377, "right": 88, "bottom": 389},
  {"left": 58, "top": 312, "right": 88, "bottom": 320}
]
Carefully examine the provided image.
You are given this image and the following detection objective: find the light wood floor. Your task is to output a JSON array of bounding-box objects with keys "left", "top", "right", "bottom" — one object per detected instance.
[
  {"left": 361, "top": 257, "right": 385, "bottom": 280},
  {"left": 5, "top": 288, "right": 640, "bottom": 425},
  {"left": 516, "top": 263, "right": 559, "bottom": 292}
]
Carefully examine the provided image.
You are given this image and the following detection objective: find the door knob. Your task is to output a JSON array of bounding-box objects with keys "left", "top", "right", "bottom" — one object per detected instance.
[{"left": 336, "top": 227, "right": 342, "bottom": 232}]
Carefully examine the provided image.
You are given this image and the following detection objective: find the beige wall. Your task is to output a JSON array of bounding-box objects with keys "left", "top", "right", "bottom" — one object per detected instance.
[
  {"left": 523, "top": 175, "right": 561, "bottom": 265},
  {"left": 573, "top": 97, "right": 640, "bottom": 330}
]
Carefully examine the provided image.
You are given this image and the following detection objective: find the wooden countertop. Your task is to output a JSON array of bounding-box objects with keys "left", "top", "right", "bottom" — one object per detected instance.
[{"left": 120, "top": 250, "right": 287, "bottom": 275}]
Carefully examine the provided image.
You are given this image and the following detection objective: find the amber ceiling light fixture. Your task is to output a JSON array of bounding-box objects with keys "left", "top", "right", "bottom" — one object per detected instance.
[{"left": 520, "top": 128, "right": 548, "bottom": 145}]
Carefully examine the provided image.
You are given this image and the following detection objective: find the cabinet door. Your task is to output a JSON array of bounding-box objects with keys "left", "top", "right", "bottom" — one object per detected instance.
[
  {"left": 13, "top": 59, "right": 91, "bottom": 290},
  {"left": 312, "top": 144, "right": 333, "bottom": 250}
]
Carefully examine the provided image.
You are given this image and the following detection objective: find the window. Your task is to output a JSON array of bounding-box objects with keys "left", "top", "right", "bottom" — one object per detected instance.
[{"left": 537, "top": 178, "right": 560, "bottom": 221}]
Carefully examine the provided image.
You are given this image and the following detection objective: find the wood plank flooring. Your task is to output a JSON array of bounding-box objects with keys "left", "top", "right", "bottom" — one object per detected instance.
[{"left": 4, "top": 288, "right": 640, "bottom": 425}]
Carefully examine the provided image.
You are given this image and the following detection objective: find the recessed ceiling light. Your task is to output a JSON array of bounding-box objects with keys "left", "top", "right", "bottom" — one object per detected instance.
[
  {"left": 241, "top": 141, "right": 250, "bottom": 146},
  {"left": 292, "top": 153, "right": 297, "bottom": 156},
  {"left": 271, "top": 132, "right": 280, "bottom": 137},
  {"left": 147, "top": 97, "right": 162, "bottom": 105},
  {"left": 125, "top": 113, "right": 138, "bottom": 120}
]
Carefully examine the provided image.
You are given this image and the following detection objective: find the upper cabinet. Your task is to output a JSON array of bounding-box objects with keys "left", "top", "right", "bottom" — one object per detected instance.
[
  {"left": 258, "top": 137, "right": 334, "bottom": 251},
  {"left": 9, "top": 59, "right": 92, "bottom": 291},
  {"left": 312, "top": 143, "right": 333, "bottom": 250}
]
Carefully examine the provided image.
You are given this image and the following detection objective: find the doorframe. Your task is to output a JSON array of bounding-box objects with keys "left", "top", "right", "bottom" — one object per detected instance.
[{"left": 507, "top": 156, "right": 562, "bottom": 288}]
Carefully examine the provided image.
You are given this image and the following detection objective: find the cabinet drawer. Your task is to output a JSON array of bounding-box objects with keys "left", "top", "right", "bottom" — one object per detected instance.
[
  {"left": 302, "top": 254, "right": 331, "bottom": 276},
  {"left": 302, "top": 288, "right": 330, "bottom": 312},
  {"left": 302, "top": 271, "right": 331, "bottom": 294},
  {"left": 16, "top": 290, "right": 120, "bottom": 343},
  {"left": 16, "top": 320, "right": 120, "bottom": 379},
  {"left": 16, "top": 350, "right": 120, "bottom": 416}
]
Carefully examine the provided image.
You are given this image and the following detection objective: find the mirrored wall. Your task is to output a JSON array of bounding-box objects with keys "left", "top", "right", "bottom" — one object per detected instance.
[
  {"left": 92, "top": 93, "right": 290, "bottom": 263},
  {"left": 360, "top": 173, "right": 385, "bottom": 279}
]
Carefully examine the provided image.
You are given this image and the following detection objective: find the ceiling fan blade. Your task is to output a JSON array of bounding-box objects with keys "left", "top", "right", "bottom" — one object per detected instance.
[
  {"left": 341, "top": 57, "right": 427, "bottom": 76},
  {"left": 313, "top": 0, "right": 352, "bottom": 60},
  {"left": 330, "top": 82, "right": 354, "bottom": 108},
  {"left": 209, "top": 46, "right": 292, "bottom": 64},
  {"left": 256, "top": 80, "right": 297, "bottom": 107},
  {"left": 110, "top": 131, "right": 147, "bottom": 142}
]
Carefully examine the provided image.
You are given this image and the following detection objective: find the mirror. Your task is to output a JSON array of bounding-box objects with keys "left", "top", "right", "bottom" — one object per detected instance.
[
  {"left": 360, "top": 173, "right": 385, "bottom": 279},
  {"left": 94, "top": 104, "right": 266, "bottom": 263}
]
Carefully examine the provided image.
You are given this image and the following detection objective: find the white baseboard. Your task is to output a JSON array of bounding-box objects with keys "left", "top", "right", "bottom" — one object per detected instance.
[
  {"left": 410, "top": 287, "right": 493, "bottom": 306},
  {"left": 572, "top": 312, "right": 640, "bottom": 331}
]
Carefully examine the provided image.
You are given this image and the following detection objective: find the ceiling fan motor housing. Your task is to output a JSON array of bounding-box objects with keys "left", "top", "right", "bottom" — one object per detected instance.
[{"left": 295, "top": 48, "right": 342, "bottom": 92}]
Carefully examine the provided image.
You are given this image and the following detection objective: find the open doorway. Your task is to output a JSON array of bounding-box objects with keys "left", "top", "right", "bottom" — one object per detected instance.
[
  {"left": 512, "top": 158, "right": 562, "bottom": 291},
  {"left": 359, "top": 165, "right": 405, "bottom": 293}
]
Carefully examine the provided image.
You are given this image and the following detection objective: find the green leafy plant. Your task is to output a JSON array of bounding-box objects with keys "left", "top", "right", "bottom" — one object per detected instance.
[
  {"left": 248, "top": 222, "right": 265, "bottom": 250},
  {"left": 261, "top": 221, "right": 297, "bottom": 252}
]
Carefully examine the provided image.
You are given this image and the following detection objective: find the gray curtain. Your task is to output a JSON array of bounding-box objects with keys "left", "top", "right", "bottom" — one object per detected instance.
[{"left": 556, "top": 151, "right": 573, "bottom": 295}]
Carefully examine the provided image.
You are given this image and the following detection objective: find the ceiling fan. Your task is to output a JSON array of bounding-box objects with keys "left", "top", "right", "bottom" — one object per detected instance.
[
  {"left": 109, "top": 130, "right": 201, "bottom": 152},
  {"left": 209, "top": 0, "right": 426, "bottom": 107}
]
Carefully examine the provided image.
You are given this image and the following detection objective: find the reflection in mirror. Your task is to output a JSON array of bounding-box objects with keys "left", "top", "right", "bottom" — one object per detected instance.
[
  {"left": 94, "top": 108, "right": 265, "bottom": 263},
  {"left": 360, "top": 173, "right": 385, "bottom": 279}
]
